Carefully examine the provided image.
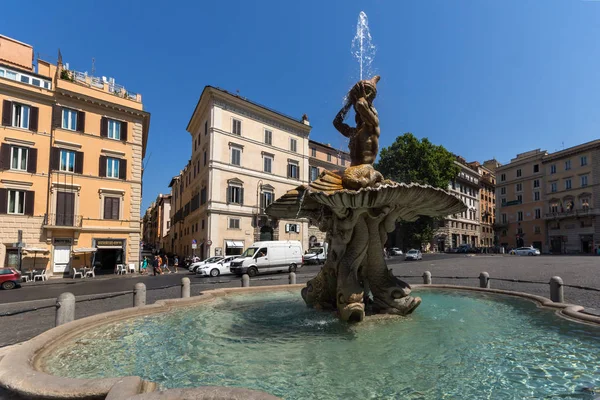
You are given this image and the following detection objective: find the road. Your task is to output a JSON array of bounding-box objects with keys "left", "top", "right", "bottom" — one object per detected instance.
[{"left": 1, "top": 253, "right": 599, "bottom": 347}]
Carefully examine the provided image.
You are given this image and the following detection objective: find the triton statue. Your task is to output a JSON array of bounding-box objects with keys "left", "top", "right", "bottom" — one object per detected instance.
[{"left": 266, "top": 76, "right": 466, "bottom": 322}]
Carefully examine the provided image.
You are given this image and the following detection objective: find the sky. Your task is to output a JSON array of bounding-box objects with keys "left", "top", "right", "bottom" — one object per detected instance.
[{"left": 2, "top": 0, "right": 600, "bottom": 213}]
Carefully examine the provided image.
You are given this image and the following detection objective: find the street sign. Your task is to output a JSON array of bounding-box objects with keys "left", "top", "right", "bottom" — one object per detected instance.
[
  {"left": 192, "top": 239, "right": 197, "bottom": 245},
  {"left": 207, "top": 240, "right": 213, "bottom": 246},
  {"left": 192, "top": 243, "right": 197, "bottom": 249}
]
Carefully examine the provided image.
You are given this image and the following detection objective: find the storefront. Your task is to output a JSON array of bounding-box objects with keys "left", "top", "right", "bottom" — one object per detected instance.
[
  {"left": 93, "top": 239, "right": 126, "bottom": 273},
  {"left": 225, "top": 240, "right": 244, "bottom": 256}
]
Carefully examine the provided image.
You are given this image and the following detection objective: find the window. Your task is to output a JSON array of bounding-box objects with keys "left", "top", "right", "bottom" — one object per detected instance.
[
  {"left": 341, "top": 157, "right": 346, "bottom": 166},
  {"left": 263, "top": 155, "right": 273, "bottom": 173},
  {"left": 201, "top": 187, "right": 207, "bottom": 204},
  {"left": 106, "top": 157, "right": 120, "bottom": 178},
  {"left": 59, "top": 150, "right": 76, "bottom": 172},
  {"left": 62, "top": 108, "right": 78, "bottom": 131},
  {"left": 534, "top": 209, "right": 541, "bottom": 219},
  {"left": 167, "top": 221, "right": 171, "bottom": 229},
  {"left": 565, "top": 160, "right": 571, "bottom": 170},
  {"left": 501, "top": 198, "right": 506, "bottom": 205},
  {"left": 550, "top": 164, "right": 556, "bottom": 174},
  {"left": 516, "top": 169, "right": 522, "bottom": 177},
  {"left": 205, "top": 121, "right": 208, "bottom": 136},
  {"left": 232, "top": 119, "right": 241, "bottom": 135},
  {"left": 287, "top": 162, "right": 299, "bottom": 179},
  {"left": 516, "top": 183, "right": 522, "bottom": 192},
  {"left": 534, "top": 226, "right": 541, "bottom": 234},
  {"left": 310, "top": 147, "right": 316, "bottom": 157},
  {"left": 581, "top": 175, "right": 588, "bottom": 187},
  {"left": 533, "top": 179, "right": 539, "bottom": 188},
  {"left": 581, "top": 156, "right": 587, "bottom": 166},
  {"left": 202, "top": 219, "right": 205, "bottom": 229},
  {"left": 501, "top": 213, "right": 507, "bottom": 224},
  {"left": 581, "top": 197, "right": 590, "bottom": 209},
  {"left": 290, "top": 138, "right": 297, "bottom": 152},
  {"left": 533, "top": 164, "right": 539, "bottom": 173},
  {"left": 229, "top": 218, "right": 240, "bottom": 229},
  {"left": 285, "top": 223, "right": 300, "bottom": 233},
  {"left": 534, "top": 191, "right": 540, "bottom": 201},
  {"left": 261, "top": 191, "right": 274, "bottom": 211},
  {"left": 565, "top": 179, "right": 572, "bottom": 190},
  {"left": 500, "top": 187, "right": 506, "bottom": 195},
  {"left": 10, "top": 146, "right": 28, "bottom": 171},
  {"left": 203, "top": 151, "right": 207, "bottom": 166},
  {"left": 103, "top": 197, "right": 120, "bottom": 220},
  {"left": 500, "top": 173, "right": 506, "bottom": 182},
  {"left": 231, "top": 146, "right": 241, "bottom": 166},
  {"left": 551, "top": 182, "right": 557, "bottom": 192},
  {"left": 517, "top": 194, "right": 522, "bottom": 203},
  {"left": 327, "top": 153, "right": 332, "bottom": 162},
  {"left": 7, "top": 190, "right": 25, "bottom": 215},
  {"left": 309, "top": 166, "right": 319, "bottom": 182},
  {"left": 107, "top": 119, "right": 121, "bottom": 140},
  {"left": 550, "top": 203, "right": 559, "bottom": 213},
  {"left": 264, "top": 130, "right": 272, "bottom": 145},
  {"left": 517, "top": 228, "right": 523, "bottom": 235},
  {"left": 227, "top": 184, "right": 243, "bottom": 204},
  {"left": 12, "top": 103, "right": 30, "bottom": 129}
]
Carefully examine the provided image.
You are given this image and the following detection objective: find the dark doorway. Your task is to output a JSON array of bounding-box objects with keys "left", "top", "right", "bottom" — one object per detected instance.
[
  {"left": 260, "top": 225, "right": 273, "bottom": 241},
  {"left": 550, "top": 238, "right": 562, "bottom": 254},
  {"left": 516, "top": 236, "right": 524, "bottom": 248},
  {"left": 94, "top": 249, "right": 123, "bottom": 273},
  {"left": 581, "top": 237, "right": 592, "bottom": 254},
  {"left": 56, "top": 192, "right": 75, "bottom": 226}
]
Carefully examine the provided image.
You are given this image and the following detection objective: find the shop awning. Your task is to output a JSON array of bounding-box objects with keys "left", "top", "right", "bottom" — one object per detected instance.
[
  {"left": 23, "top": 247, "right": 50, "bottom": 253},
  {"left": 73, "top": 248, "right": 97, "bottom": 253},
  {"left": 226, "top": 241, "right": 244, "bottom": 248}
]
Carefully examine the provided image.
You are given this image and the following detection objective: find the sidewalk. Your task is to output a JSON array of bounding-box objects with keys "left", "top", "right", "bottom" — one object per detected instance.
[{"left": 20, "top": 269, "right": 187, "bottom": 287}]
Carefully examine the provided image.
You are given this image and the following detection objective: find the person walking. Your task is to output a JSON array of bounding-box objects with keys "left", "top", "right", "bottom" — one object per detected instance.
[
  {"left": 141, "top": 257, "right": 148, "bottom": 275},
  {"left": 173, "top": 255, "right": 179, "bottom": 273},
  {"left": 152, "top": 255, "right": 160, "bottom": 276},
  {"left": 162, "top": 255, "right": 172, "bottom": 274}
]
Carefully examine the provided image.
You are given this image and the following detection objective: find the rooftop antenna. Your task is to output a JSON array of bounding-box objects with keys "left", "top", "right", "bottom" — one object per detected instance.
[
  {"left": 91, "top": 57, "right": 96, "bottom": 76},
  {"left": 561, "top": 141, "right": 565, "bottom": 150},
  {"left": 236, "top": 89, "right": 240, "bottom": 96}
]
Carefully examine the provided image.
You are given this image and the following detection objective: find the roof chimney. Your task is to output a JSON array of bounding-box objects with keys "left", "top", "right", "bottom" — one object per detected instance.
[{"left": 302, "top": 114, "right": 310, "bottom": 126}]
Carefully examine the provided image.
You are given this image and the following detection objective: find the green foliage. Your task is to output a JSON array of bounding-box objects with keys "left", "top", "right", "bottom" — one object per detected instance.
[
  {"left": 375, "top": 133, "right": 460, "bottom": 249},
  {"left": 60, "top": 69, "right": 73, "bottom": 82}
]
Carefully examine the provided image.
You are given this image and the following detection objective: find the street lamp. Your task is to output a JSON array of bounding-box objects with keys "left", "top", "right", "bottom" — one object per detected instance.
[{"left": 255, "top": 180, "right": 263, "bottom": 230}]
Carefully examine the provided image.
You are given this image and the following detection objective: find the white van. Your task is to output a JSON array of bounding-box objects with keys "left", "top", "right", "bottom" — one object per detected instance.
[{"left": 229, "top": 240, "right": 303, "bottom": 277}]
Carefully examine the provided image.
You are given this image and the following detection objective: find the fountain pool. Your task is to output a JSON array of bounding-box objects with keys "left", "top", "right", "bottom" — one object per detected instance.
[{"left": 43, "top": 289, "right": 600, "bottom": 399}]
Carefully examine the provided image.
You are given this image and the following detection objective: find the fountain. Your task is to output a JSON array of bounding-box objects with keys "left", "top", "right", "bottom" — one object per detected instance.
[{"left": 352, "top": 11, "right": 377, "bottom": 80}]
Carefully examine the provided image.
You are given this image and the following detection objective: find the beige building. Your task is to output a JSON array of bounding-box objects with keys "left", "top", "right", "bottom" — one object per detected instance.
[
  {"left": 468, "top": 159, "right": 500, "bottom": 247},
  {"left": 0, "top": 34, "right": 149, "bottom": 275},
  {"left": 542, "top": 140, "right": 600, "bottom": 254},
  {"left": 495, "top": 149, "right": 548, "bottom": 252},
  {"left": 141, "top": 194, "right": 171, "bottom": 252},
  {"left": 169, "top": 86, "right": 311, "bottom": 258}
]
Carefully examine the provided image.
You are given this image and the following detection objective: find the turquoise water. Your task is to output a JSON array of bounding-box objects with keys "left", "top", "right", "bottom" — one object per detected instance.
[{"left": 45, "top": 290, "right": 600, "bottom": 399}]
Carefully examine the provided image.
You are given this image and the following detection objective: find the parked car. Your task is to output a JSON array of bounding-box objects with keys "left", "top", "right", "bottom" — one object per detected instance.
[
  {"left": 303, "top": 245, "right": 327, "bottom": 265},
  {"left": 389, "top": 248, "right": 403, "bottom": 256},
  {"left": 509, "top": 246, "right": 541, "bottom": 256},
  {"left": 405, "top": 249, "right": 422, "bottom": 261},
  {"left": 189, "top": 256, "right": 224, "bottom": 273},
  {"left": 196, "top": 256, "right": 238, "bottom": 277},
  {"left": 0, "top": 268, "right": 21, "bottom": 290},
  {"left": 230, "top": 240, "right": 303, "bottom": 277}
]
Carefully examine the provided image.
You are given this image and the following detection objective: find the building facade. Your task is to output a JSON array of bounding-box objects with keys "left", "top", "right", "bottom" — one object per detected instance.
[
  {"left": 542, "top": 140, "right": 600, "bottom": 254},
  {"left": 0, "top": 35, "right": 150, "bottom": 275},
  {"left": 169, "top": 86, "right": 311, "bottom": 259},
  {"left": 307, "top": 139, "right": 349, "bottom": 246},
  {"left": 495, "top": 149, "right": 548, "bottom": 252},
  {"left": 468, "top": 159, "right": 500, "bottom": 247},
  {"left": 141, "top": 194, "right": 171, "bottom": 252}
]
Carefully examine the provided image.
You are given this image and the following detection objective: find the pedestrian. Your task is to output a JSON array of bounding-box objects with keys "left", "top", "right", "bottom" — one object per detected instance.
[
  {"left": 162, "top": 255, "right": 172, "bottom": 274},
  {"left": 141, "top": 257, "right": 148, "bottom": 275},
  {"left": 173, "top": 255, "right": 179, "bottom": 273},
  {"left": 152, "top": 256, "right": 160, "bottom": 276}
]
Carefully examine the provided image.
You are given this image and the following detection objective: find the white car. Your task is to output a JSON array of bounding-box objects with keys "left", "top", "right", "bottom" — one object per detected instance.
[
  {"left": 510, "top": 247, "right": 541, "bottom": 256},
  {"left": 389, "top": 248, "right": 403, "bottom": 256},
  {"left": 189, "top": 256, "right": 224, "bottom": 273},
  {"left": 197, "top": 256, "right": 238, "bottom": 277},
  {"left": 405, "top": 249, "right": 422, "bottom": 261}
]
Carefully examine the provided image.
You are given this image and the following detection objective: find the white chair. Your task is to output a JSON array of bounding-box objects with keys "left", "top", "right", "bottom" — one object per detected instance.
[
  {"left": 128, "top": 263, "right": 136, "bottom": 274},
  {"left": 116, "top": 264, "right": 126, "bottom": 275},
  {"left": 85, "top": 267, "right": 95, "bottom": 278},
  {"left": 33, "top": 270, "right": 47, "bottom": 282},
  {"left": 72, "top": 268, "right": 83, "bottom": 279},
  {"left": 21, "top": 275, "right": 29, "bottom": 283}
]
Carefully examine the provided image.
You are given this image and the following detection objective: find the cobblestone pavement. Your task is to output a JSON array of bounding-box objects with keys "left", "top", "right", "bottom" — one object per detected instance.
[{"left": 0, "top": 255, "right": 598, "bottom": 349}]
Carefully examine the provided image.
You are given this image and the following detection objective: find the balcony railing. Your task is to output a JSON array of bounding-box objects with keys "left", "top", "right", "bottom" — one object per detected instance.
[
  {"left": 44, "top": 213, "right": 83, "bottom": 228},
  {"left": 544, "top": 208, "right": 596, "bottom": 219},
  {"left": 60, "top": 68, "right": 141, "bottom": 102}
]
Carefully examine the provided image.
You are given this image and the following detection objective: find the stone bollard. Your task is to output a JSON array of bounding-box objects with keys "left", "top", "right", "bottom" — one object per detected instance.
[
  {"left": 181, "top": 277, "right": 191, "bottom": 298},
  {"left": 479, "top": 272, "right": 490, "bottom": 288},
  {"left": 241, "top": 274, "right": 250, "bottom": 287},
  {"left": 550, "top": 276, "right": 564, "bottom": 303},
  {"left": 289, "top": 272, "right": 296, "bottom": 284},
  {"left": 133, "top": 283, "right": 146, "bottom": 307},
  {"left": 423, "top": 271, "right": 432, "bottom": 285},
  {"left": 55, "top": 292, "right": 75, "bottom": 327}
]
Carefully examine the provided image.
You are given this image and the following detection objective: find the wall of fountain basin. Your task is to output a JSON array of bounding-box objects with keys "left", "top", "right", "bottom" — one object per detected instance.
[{"left": 0, "top": 284, "right": 599, "bottom": 400}]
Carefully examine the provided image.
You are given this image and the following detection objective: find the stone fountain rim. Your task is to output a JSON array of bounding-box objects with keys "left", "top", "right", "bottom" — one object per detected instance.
[{"left": 0, "top": 284, "right": 598, "bottom": 400}]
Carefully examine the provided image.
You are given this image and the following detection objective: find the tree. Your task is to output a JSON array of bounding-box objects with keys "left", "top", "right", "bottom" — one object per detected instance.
[{"left": 375, "top": 133, "right": 460, "bottom": 250}]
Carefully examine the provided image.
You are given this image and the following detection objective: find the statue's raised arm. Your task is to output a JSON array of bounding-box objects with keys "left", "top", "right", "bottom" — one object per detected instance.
[{"left": 333, "top": 101, "right": 356, "bottom": 138}]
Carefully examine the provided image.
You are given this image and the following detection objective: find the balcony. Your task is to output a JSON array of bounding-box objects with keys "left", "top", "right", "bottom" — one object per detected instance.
[
  {"left": 493, "top": 222, "right": 509, "bottom": 230},
  {"left": 544, "top": 208, "right": 598, "bottom": 220},
  {"left": 43, "top": 214, "right": 83, "bottom": 229},
  {"left": 59, "top": 68, "right": 141, "bottom": 103}
]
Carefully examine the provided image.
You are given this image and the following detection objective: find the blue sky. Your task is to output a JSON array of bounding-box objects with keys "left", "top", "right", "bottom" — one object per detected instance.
[{"left": 2, "top": 1, "right": 600, "bottom": 212}]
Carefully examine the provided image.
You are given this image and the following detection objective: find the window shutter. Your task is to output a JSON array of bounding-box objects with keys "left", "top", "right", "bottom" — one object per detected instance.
[
  {"left": 240, "top": 187, "right": 244, "bottom": 205},
  {"left": 0, "top": 144, "right": 10, "bottom": 170},
  {"left": 287, "top": 164, "right": 291, "bottom": 178},
  {"left": 75, "top": 151, "right": 84, "bottom": 174},
  {"left": 285, "top": 223, "right": 290, "bottom": 233},
  {"left": 112, "top": 198, "right": 120, "bottom": 220},
  {"left": 119, "top": 159, "right": 127, "bottom": 180},
  {"left": 25, "top": 191, "right": 35, "bottom": 216},
  {"left": 27, "top": 148, "right": 38, "bottom": 173},
  {"left": 52, "top": 105, "right": 61, "bottom": 129},
  {"left": 1, "top": 101, "right": 12, "bottom": 127},
  {"left": 100, "top": 117, "right": 108, "bottom": 137},
  {"left": 29, "top": 107, "right": 39, "bottom": 132},
  {"left": 51, "top": 147, "right": 61, "bottom": 170},
  {"left": 0, "top": 189, "right": 6, "bottom": 214},
  {"left": 99, "top": 155, "right": 107, "bottom": 177},
  {"left": 260, "top": 193, "right": 264, "bottom": 211},
  {"left": 77, "top": 111, "right": 85, "bottom": 132},
  {"left": 296, "top": 224, "right": 300, "bottom": 233},
  {"left": 121, "top": 121, "right": 128, "bottom": 142},
  {"left": 226, "top": 186, "right": 231, "bottom": 204},
  {"left": 103, "top": 197, "right": 110, "bottom": 219}
]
